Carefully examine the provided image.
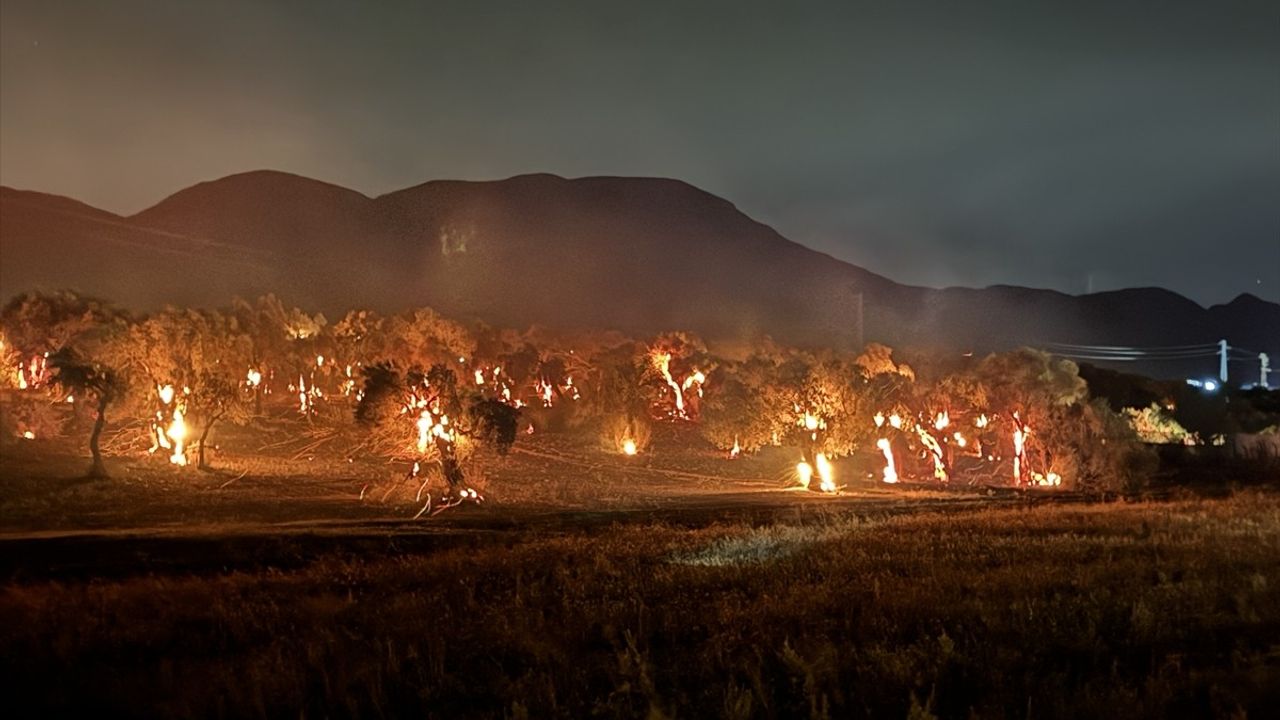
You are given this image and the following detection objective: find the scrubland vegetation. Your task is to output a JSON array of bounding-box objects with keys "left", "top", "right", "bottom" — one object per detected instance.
[{"left": 3, "top": 495, "right": 1279, "bottom": 718}]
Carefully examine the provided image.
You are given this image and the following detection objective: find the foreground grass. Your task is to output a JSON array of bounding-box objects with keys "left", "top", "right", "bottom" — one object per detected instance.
[{"left": 3, "top": 495, "right": 1279, "bottom": 719}]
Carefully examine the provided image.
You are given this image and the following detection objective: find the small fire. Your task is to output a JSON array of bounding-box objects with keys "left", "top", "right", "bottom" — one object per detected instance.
[
  {"left": 16, "top": 353, "right": 49, "bottom": 390},
  {"left": 407, "top": 385, "right": 455, "bottom": 455},
  {"left": 166, "top": 409, "right": 188, "bottom": 466},
  {"left": 728, "top": 435, "right": 741, "bottom": 459},
  {"left": 474, "top": 369, "right": 485, "bottom": 385},
  {"left": 1012, "top": 414, "right": 1028, "bottom": 485},
  {"left": 889, "top": 414, "right": 903, "bottom": 429},
  {"left": 815, "top": 452, "right": 836, "bottom": 493},
  {"left": 621, "top": 438, "right": 638, "bottom": 456},
  {"left": 652, "top": 351, "right": 686, "bottom": 417},
  {"left": 975, "top": 414, "right": 989, "bottom": 428},
  {"left": 876, "top": 438, "right": 898, "bottom": 483},
  {"left": 681, "top": 369, "right": 706, "bottom": 399},
  {"left": 915, "top": 427, "right": 948, "bottom": 482},
  {"left": 1030, "top": 471, "right": 1063, "bottom": 487},
  {"left": 416, "top": 411, "right": 432, "bottom": 454},
  {"left": 246, "top": 368, "right": 262, "bottom": 388},
  {"left": 934, "top": 411, "right": 950, "bottom": 431},
  {"left": 795, "top": 460, "right": 813, "bottom": 490},
  {"left": 22, "top": 430, "right": 34, "bottom": 440}
]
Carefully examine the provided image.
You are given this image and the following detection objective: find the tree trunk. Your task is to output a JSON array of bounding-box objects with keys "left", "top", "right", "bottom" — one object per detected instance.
[
  {"left": 434, "top": 434, "right": 464, "bottom": 490},
  {"left": 198, "top": 407, "right": 226, "bottom": 468},
  {"left": 88, "top": 394, "right": 108, "bottom": 479}
]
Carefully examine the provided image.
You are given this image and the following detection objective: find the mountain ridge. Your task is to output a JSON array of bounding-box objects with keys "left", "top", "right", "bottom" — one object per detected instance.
[{"left": 3, "top": 172, "right": 1276, "bottom": 379}]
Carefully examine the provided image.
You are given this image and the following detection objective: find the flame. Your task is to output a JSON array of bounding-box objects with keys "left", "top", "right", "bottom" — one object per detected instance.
[
  {"left": 166, "top": 409, "right": 187, "bottom": 466},
  {"left": 316, "top": 355, "right": 325, "bottom": 367},
  {"left": 15, "top": 353, "right": 49, "bottom": 390},
  {"left": 876, "top": 438, "right": 898, "bottom": 483},
  {"left": 158, "top": 384, "right": 175, "bottom": 405},
  {"left": 795, "top": 461, "right": 813, "bottom": 489},
  {"left": 416, "top": 410, "right": 432, "bottom": 454},
  {"left": 409, "top": 386, "right": 455, "bottom": 455},
  {"left": 815, "top": 453, "right": 836, "bottom": 493},
  {"left": 246, "top": 368, "right": 262, "bottom": 388},
  {"left": 934, "top": 411, "right": 950, "bottom": 430},
  {"left": 975, "top": 414, "right": 989, "bottom": 428},
  {"left": 952, "top": 431, "right": 967, "bottom": 448},
  {"left": 889, "top": 413, "right": 903, "bottom": 429},
  {"left": 22, "top": 431, "right": 34, "bottom": 440},
  {"left": 681, "top": 369, "right": 706, "bottom": 399},
  {"left": 538, "top": 379, "right": 554, "bottom": 407},
  {"left": 1012, "top": 416, "right": 1028, "bottom": 485},
  {"left": 874, "top": 412, "right": 885, "bottom": 428},
  {"left": 652, "top": 351, "right": 686, "bottom": 417},
  {"left": 1030, "top": 471, "right": 1062, "bottom": 487},
  {"left": 621, "top": 438, "right": 638, "bottom": 456},
  {"left": 915, "top": 427, "right": 948, "bottom": 482},
  {"left": 729, "top": 435, "right": 741, "bottom": 459},
  {"left": 474, "top": 369, "right": 485, "bottom": 385}
]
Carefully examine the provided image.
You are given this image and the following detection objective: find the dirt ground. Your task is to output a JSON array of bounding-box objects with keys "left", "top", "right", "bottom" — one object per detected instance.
[{"left": 0, "top": 423, "right": 1051, "bottom": 580}]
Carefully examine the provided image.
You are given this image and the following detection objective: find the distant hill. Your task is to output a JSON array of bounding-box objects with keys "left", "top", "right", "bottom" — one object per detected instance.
[{"left": 3, "top": 170, "right": 1276, "bottom": 380}]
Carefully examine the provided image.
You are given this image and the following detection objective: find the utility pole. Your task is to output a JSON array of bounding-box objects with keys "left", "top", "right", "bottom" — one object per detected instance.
[
  {"left": 1219, "top": 339, "right": 1229, "bottom": 384},
  {"left": 1262, "top": 353, "right": 1271, "bottom": 389}
]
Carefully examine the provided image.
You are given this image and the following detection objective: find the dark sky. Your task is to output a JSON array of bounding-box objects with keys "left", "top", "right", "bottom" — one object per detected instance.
[{"left": 2, "top": 1, "right": 1277, "bottom": 305}]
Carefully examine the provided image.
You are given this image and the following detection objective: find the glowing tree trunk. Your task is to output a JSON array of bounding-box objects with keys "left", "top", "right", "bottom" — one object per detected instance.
[{"left": 87, "top": 392, "right": 109, "bottom": 479}]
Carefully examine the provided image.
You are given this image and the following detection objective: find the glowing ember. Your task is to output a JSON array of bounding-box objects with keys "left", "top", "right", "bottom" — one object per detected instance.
[
  {"left": 888, "top": 413, "right": 903, "bottom": 429},
  {"left": 952, "top": 431, "right": 967, "bottom": 447},
  {"left": 876, "top": 438, "right": 898, "bottom": 483},
  {"left": 245, "top": 368, "right": 262, "bottom": 388},
  {"left": 874, "top": 412, "right": 885, "bottom": 428},
  {"left": 728, "top": 435, "right": 741, "bottom": 459},
  {"left": 316, "top": 355, "right": 325, "bottom": 367},
  {"left": 22, "top": 431, "right": 34, "bottom": 440},
  {"left": 934, "top": 411, "right": 950, "bottom": 430},
  {"left": 474, "top": 369, "right": 485, "bottom": 385},
  {"left": 158, "top": 384, "right": 176, "bottom": 405},
  {"left": 621, "top": 438, "right": 638, "bottom": 456},
  {"left": 975, "top": 414, "right": 989, "bottom": 428}
]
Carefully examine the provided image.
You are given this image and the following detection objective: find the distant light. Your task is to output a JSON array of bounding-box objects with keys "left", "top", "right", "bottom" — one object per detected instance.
[{"left": 1203, "top": 380, "right": 1218, "bottom": 392}]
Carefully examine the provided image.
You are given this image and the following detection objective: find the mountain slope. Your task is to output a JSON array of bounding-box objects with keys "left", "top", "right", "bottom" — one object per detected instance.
[{"left": 3, "top": 172, "right": 1276, "bottom": 380}]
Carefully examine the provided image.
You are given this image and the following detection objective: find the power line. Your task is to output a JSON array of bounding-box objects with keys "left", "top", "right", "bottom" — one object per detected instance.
[{"left": 1047, "top": 342, "right": 1219, "bottom": 352}]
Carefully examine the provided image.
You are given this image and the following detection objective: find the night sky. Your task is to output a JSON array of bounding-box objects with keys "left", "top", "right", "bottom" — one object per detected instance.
[{"left": 2, "top": 0, "right": 1276, "bottom": 305}]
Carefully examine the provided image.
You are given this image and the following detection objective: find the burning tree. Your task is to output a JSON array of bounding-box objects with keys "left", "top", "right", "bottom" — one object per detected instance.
[
  {"left": 115, "top": 308, "right": 254, "bottom": 468},
  {"left": 644, "top": 332, "right": 710, "bottom": 421},
  {"left": 591, "top": 342, "right": 654, "bottom": 454},
  {"left": 357, "top": 362, "right": 519, "bottom": 510}
]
